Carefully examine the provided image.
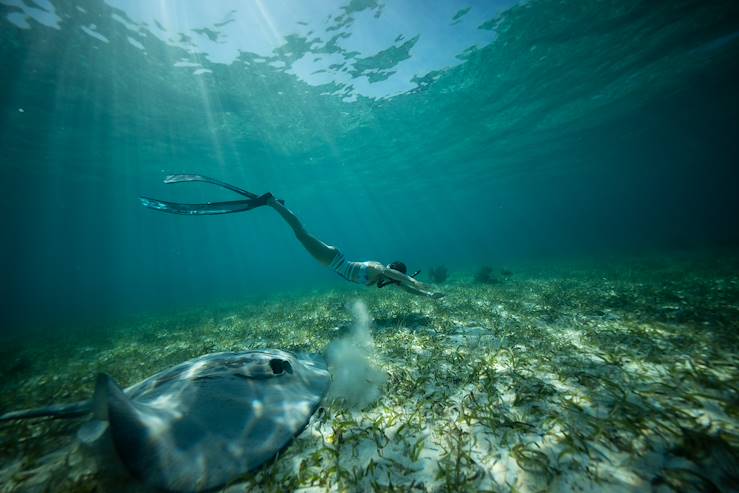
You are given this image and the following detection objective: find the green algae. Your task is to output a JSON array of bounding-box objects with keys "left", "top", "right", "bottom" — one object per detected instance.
[{"left": 0, "top": 253, "right": 737, "bottom": 492}]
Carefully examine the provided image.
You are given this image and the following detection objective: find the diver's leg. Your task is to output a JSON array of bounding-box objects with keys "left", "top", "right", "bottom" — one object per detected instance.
[{"left": 269, "top": 201, "right": 338, "bottom": 266}]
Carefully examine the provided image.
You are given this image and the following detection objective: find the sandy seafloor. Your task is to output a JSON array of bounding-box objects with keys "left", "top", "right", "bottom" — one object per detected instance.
[{"left": 0, "top": 252, "right": 737, "bottom": 493}]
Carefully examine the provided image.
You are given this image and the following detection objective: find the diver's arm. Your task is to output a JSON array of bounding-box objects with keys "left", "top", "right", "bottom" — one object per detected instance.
[
  {"left": 379, "top": 266, "right": 434, "bottom": 291},
  {"left": 378, "top": 266, "right": 444, "bottom": 298},
  {"left": 397, "top": 282, "right": 445, "bottom": 299}
]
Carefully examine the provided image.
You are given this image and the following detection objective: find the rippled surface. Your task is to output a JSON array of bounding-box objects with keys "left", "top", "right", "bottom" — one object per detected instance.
[{"left": 4, "top": 0, "right": 737, "bottom": 176}]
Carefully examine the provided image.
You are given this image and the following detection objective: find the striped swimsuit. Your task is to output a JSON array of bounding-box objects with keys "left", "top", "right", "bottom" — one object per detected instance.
[{"left": 328, "top": 251, "right": 371, "bottom": 285}]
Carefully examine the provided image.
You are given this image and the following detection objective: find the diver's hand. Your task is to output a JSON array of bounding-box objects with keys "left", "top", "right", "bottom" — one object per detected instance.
[
  {"left": 411, "top": 278, "right": 434, "bottom": 292},
  {"left": 430, "top": 292, "right": 445, "bottom": 300}
]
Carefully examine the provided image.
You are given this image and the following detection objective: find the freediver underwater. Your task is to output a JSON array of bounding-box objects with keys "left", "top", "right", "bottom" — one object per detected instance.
[{"left": 139, "top": 174, "right": 446, "bottom": 299}]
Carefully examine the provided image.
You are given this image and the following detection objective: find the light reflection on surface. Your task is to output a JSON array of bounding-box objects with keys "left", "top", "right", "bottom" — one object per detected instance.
[{"left": 3, "top": 0, "right": 519, "bottom": 99}]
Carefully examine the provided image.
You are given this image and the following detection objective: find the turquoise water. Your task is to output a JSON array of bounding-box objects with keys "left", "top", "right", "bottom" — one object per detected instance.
[
  {"left": 2, "top": 0, "right": 738, "bottom": 330},
  {"left": 1, "top": 2, "right": 739, "bottom": 491}
]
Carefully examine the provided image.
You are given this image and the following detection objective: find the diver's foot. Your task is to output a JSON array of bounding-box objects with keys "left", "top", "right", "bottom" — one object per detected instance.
[
  {"left": 266, "top": 195, "right": 285, "bottom": 207},
  {"left": 252, "top": 192, "right": 274, "bottom": 207}
]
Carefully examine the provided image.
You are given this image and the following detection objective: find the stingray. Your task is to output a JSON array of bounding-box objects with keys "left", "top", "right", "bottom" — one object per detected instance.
[{"left": 0, "top": 349, "right": 330, "bottom": 492}]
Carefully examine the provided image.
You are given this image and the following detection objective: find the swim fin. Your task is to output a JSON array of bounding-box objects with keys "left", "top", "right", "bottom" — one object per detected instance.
[
  {"left": 139, "top": 192, "right": 274, "bottom": 215},
  {"left": 139, "top": 174, "right": 283, "bottom": 215},
  {"left": 163, "top": 174, "right": 258, "bottom": 198}
]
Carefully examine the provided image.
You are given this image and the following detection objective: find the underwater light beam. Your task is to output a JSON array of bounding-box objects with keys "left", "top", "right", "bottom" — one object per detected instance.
[{"left": 254, "top": 0, "right": 286, "bottom": 49}]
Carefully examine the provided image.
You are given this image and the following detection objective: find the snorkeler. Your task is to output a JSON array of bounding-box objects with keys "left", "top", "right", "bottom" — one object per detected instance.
[{"left": 140, "top": 174, "right": 445, "bottom": 299}]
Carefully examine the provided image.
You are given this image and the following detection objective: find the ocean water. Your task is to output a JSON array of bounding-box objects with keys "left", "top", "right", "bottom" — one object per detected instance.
[
  {"left": 1, "top": 1, "right": 738, "bottom": 492},
  {"left": 2, "top": 0, "right": 737, "bottom": 330}
]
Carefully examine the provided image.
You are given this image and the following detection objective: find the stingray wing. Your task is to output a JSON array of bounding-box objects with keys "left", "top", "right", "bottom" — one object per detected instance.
[{"left": 102, "top": 350, "right": 330, "bottom": 492}]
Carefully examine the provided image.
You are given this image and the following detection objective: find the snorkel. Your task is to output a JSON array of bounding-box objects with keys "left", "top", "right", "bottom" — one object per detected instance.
[{"left": 377, "top": 261, "right": 421, "bottom": 288}]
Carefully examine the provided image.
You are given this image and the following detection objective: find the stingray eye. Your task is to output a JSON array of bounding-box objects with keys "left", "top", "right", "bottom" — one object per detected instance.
[{"left": 269, "top": 358, "right": 293, "bottom": 375}]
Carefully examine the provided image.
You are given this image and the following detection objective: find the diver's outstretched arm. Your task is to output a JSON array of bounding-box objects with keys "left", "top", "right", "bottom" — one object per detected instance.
[
  {"left": 397, "top": 282, "right": 445, "bottom": 299},
  {"left": 379, "top": 266, "right": 432, "bottom": 291},
  {"left": 268, "top": 199, "right": 338, "bottom": 266}
]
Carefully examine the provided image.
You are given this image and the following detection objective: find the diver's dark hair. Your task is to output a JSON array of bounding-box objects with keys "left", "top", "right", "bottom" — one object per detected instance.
[{"left": 377, "top": 261, "right": 408, "bottom": 288}]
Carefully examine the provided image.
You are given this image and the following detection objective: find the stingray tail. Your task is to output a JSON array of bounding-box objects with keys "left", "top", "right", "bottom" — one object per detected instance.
[
  {"left": 0, "top": 400, "right": 91, "bottom": 422},
  {"left": 0, "top": 373, "right": 119, "bottom": 423}
]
